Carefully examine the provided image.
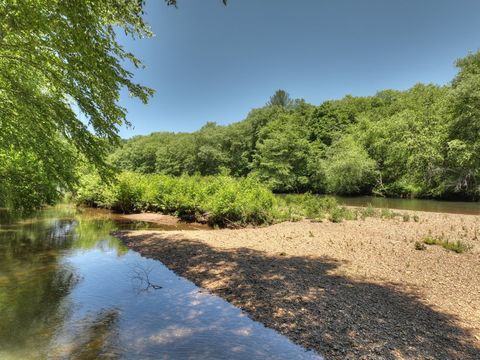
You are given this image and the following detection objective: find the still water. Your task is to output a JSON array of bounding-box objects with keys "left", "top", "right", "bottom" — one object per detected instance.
[
  {"left": 0, "top": 205, "right": 321, "bottom": 360},
  {"left": 335, "top": 196, "right": 480, "bottom": 215}
]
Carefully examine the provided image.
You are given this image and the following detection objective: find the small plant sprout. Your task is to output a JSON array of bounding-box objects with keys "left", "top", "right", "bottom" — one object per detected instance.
[{"left": 422, "top": 236, "right": 471, "bottom": 254}]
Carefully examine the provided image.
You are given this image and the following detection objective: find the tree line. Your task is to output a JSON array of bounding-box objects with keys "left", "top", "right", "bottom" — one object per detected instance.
[
  {"left": 1, "top": 1, "right": 479, "bottom": 212},
  {"left": 110, "top": 52, "right": 480, "bottom": 200}
]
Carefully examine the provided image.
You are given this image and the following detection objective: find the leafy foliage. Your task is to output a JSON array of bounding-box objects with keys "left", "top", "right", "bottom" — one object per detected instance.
[
  {"left": 324, "top": 136, "right": 378, "bottom": 195},
  {"left": 4, "top": 0, "right": 480, "bottom": 213},
  {"left": 76, "top": 172, "right": 276, "bottom": 226},
  {"left": 76, "top": 171, "right": 412, "bottom": 226},
  {"left": 0, "top": 0, "right": 154, "bottom": 169},
  {"left": 266, "top": 89, "right": 294, "bottom": 108},
  {"left": 0, "top": 0, "right": 167, "bottom": 210},
  {"left": 422, "top": 236, "right": 471, "bottom": 253}
]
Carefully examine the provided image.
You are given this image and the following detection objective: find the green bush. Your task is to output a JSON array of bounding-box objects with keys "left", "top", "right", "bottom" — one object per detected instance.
[
  {"left": 380, "top": 208, "right": 398, "bottom": 219},
  {"left": 273, "top": 194, "right": 340, "bottom": 222},
  {"left": 358, "top": 204, "right": 377, "bottom": 219},
  {"left": 422, "top": 236, "right": 470, "bottom": 253},
  {"left": 329, "top": 206, "right": 355, "bottom": 223},
  {"left": 75, "top": 172, "right": 108, "bottom": 208},
  {"left": 109, "top": 172, "right": 146, "bottom": 213},
  {"left": 75, "top": 172, "right": 276, "bottom": 226},
  {"left": 206, "top": 176, "right": 275, "bottom": 225},
  {"left": 75, "top": 172, "right": 404, "bottom": 226}
]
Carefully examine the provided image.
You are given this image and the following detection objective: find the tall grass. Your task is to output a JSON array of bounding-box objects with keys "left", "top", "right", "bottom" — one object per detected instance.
[
  {"left": 76, "top": 172, "right": 275, "bottom": 226},
  {"left": 422, "top": 236, "right": 471, "bottom": 254},
  {"left": 271, "top": 194, "right": 361, "bottom": 223},
  {"left": 76, "top": 172, "right": 404, "bottom": 226}
]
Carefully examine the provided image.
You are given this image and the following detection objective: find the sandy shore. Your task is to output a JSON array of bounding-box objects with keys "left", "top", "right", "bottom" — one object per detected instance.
[{"left": 114, "top": 210, "right": 480, "bottom": 359}]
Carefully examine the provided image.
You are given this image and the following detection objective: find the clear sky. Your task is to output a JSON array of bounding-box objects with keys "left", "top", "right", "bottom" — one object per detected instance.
[{"left": 117, "top": 0, "right": 480, "bottom": 138}]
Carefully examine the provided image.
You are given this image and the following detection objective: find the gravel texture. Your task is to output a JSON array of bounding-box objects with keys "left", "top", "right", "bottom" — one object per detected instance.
[{"left": 114, "top": 210, "right": 480, "bottom": 359}]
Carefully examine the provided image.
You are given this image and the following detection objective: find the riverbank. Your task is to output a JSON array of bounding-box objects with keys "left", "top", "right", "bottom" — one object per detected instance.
[{"left": 114, "top": 210, "right": 480, "bottom": 359}]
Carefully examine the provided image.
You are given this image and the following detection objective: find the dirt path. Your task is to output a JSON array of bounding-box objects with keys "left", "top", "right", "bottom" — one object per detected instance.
[{"left": 114, "top": 211, "right": 480, "bottom": 359}]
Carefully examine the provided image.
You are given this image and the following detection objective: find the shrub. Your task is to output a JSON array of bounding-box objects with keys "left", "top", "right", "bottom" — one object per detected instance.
[
  {"left": 380, "top": 208, "right": 398, "bottom": 219},
  {"left": 272, "top": 194, "right": 340, "bottom": 222},
  {"left": 329, "top": 206, "right": 353, "bottom": 223},
  {"left": 76, "top": 172, "right": 402, "bottom": 227},
  {"left": 358, "top": 204, "right": 377, "bottom": 219},
  {"left": 109, "top": 172, "right": 146, "bottom": 213},
  {"left": 422, "top": 236, "right": 470, "bottom": 253},
  {"left": 76, "top": 172, "right": 275, "bottom": 226},
  {"left": 205, "top": 176, "right": 275, "bottom": 225}
]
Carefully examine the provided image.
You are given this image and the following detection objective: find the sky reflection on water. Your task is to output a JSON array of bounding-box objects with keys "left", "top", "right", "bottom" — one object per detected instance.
[{"left": 0, "top": 206, "right": 322, "bottom": 359}]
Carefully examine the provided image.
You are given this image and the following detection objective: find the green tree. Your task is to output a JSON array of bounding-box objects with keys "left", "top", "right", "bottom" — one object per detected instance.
[
  {"left": 324, "top": 136, "right": 378, "bottom": 195},
  {"left": 266, "top": 89, "right": 294, "bottom": 108},
  {"left": 0, "top": 0, "right": 161, "bottom": 209},
  {"left": 445, "top": 51, "right": 480, "bottom": 198},
  {"left": 253, "top": 113, "right": 314, "bottom": 192},
  {"left": 0, "top": 0, "right": 155, "bottom": 169},
  {"left": 355, "top": 84, "right": 449, "bottom": 197},
  {"left": 307, "top": 95, "right": 377, "bottom": 146}
]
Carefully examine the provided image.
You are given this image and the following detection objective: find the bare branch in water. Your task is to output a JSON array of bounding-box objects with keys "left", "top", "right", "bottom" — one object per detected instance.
[{"left": 130, "top": 263, "right": 162, "bottom": 292}]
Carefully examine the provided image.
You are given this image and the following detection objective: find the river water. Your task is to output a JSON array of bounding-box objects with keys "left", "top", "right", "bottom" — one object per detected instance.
[
  {"left": 0, "top": 205, "right": 321, "bottom": 360},
  {"left": 335, "top": 196, "right": 480, "bottom": 215}
]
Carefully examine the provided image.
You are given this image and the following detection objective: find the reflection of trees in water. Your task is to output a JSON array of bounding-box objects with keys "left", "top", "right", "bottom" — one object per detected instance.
[
  {"left": 72, "top": 218, "right": 128, "bottom": 255},
  {"left": 50, "top": 309, "right": 121, "bottom": 360},
  {"left": 0, "top": 258, "right": 78, "bottom": 353},
  {"left": 0, "top": 217, "right": 79, "bottom": 351},
  {"left": 0, "top": 206, "right": 127, "bottom": 356}
]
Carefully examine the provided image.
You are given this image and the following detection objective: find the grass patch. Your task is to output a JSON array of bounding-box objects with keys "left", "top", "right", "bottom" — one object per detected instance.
[
  {"left": 422, "top": 236, "right": 470, "bottom": 253},
  {"left": 273, "top": 194, "right": 356, "bottom": 223},
  {"left": 76, "top": 172, "right": 275, "bottom": 226},
  {"left": 76, "top": 172, "right": 413, "bottom": 227},
  {"left": 380, "top": 208, "right": 399, "bottom": 219},
  {"left": 358, "top": 204, "right": 377, "bottom": 219}
]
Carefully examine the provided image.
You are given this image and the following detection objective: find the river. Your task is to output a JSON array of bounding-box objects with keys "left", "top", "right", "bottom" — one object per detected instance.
[
  {"left": 0, "top": 205, "right": 321, "bottom": 360},
  {"left": 335, "top": 196, "right": 480, "bottom": 215}
]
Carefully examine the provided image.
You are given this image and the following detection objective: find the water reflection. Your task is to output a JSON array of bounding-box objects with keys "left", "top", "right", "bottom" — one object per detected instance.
[
  {"left": 0, "top": 206, "right": 322, "bottom": 359},
  {"left": 50, "top": 309, "right": 121, "bottom": 360}
]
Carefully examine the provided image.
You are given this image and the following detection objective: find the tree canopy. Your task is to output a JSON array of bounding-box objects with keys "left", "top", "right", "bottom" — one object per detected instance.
[
  {"left": 0, "top": 0, "right": 161, "bottom": 210},
  {"left": 266, "top": 89, "right": 294, "bottom": 108},
  {"left": 0, "top": 0, "right": 154, "bottom": 166}
]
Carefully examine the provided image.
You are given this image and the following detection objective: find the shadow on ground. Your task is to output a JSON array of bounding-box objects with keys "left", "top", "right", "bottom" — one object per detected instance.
[{"left": 118, "top": 231, "right": 480, "bottom": 360}]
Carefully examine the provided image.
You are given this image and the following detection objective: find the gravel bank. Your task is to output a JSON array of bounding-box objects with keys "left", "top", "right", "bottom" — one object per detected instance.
[{"left": 114, "top": 211, "right": 480, "bottom": 359}]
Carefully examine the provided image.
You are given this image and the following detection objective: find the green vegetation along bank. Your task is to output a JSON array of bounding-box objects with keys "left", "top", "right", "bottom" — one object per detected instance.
[{"left": 76, "top": 171, "right": 411, "bottom": 226}]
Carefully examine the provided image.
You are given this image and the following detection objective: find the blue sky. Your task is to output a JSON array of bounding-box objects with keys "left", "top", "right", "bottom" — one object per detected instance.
[{"left": 117, "top": 0, "right": 480, "bottom": 138}]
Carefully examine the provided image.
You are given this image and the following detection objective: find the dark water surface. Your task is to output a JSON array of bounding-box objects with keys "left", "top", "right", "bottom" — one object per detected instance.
[
  {"left": 0, "top": 205, "right": 322, "bottom": 360},
  {"left": 335, "top": 196, "right": 480, "bottom": 215}
]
